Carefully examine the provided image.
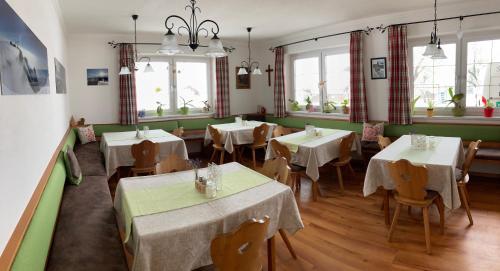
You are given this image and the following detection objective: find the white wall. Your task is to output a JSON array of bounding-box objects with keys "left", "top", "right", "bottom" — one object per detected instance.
[
  {"left": 262, "top": 0, "right": 500, "bottom": 121},
  {"left": 0, "top": 0, "right": 70, "bottom": 255},
  {"left": 67, "top": 33, "right": 273, "bottom": 123}
]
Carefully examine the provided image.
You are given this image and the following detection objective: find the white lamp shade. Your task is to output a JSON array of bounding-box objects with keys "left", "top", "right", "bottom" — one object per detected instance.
[
  {"left": 158, "top": 33, "right": 182, "bottom": 55},
  {"left": 119, "top": 66, "right": 131, "bottom": 75},
  {"left": 431, "top": 47, "right": 447, "bottom": 59},
  {"left": 252, "top": 67, "right": 262, "bottom": 75},
  {"left": 206, "top": 36, "right": 227, "bottom": 57},
  {"left": 144, "top": 63, "right": 155, "bottom": 73},
  {"left": 237, "top": 67, "right": 248, "bottom": 75},
  {"left": 423, "top": 43, "right": 437, "bottom": 56}
]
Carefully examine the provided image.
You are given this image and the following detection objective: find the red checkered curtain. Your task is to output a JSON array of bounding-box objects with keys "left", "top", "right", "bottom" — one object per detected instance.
[
  {"left": 388, "top": 25, "right": 412, "bottom": 125},
  {"left": 349, "top": 31, "right": 369, "bottom": 123},
  {"left": 119, "top": 44, "right": 138, "bottom": 125},
  {"left": 215, "top": 56, "right": 230, "bottom": 118},
  {"left": 274, "top": 47, "right": 286, "bottom": 118}
]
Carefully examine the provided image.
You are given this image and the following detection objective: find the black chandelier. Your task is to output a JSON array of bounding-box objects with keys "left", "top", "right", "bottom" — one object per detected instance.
[
  {"left": 423, "top": 0, "right": 447, "bottom": 59},
  {"left": 238, "top": 27, "right": 262, "bottom": 75},
  {"left": 158, "top": 0, "right": 226, "bottom": 56}
]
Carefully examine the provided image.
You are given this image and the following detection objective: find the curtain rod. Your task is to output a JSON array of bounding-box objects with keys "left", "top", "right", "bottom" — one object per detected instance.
[{"left": 270, "top": 10, "right": 500, "bottom": 50}]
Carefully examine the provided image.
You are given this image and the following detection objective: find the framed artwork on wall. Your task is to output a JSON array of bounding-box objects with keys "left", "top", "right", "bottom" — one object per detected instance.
[
  {"left": 87, "top": 68, "right": 109, "bottom": 86},
  {"left": 371, "top": 57, "right": 387, "bottom": 80},
  {"left": 236, "top": 67, "right": 250, "bottom": 89},
  {"left": 54, "top": 58, "right": 67, "bottom": 94},
  {"left": 0, "top": 0, "right": 50, "bottom": 95}
]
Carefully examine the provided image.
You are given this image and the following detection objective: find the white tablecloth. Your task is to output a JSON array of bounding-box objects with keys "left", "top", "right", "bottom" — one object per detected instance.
[
  {"left": 363, "top": 135, "right": 465, "bottom": 209},
  {"left": 265, "top": 128, "right": 361, "bottom": 182},
  {"left": 114, "top": 162, "right": 303, "bottom": 271},
  {"left": 100, "top": 129, "right": 188, "bottom": 176},
  {"left": 204, "top": 121, "right": 277, "bottom": 153}
]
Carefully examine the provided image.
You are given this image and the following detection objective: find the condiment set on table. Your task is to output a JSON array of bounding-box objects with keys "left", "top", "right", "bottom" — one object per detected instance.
[
  {"left": 192, "top": 160, "right": 222, "bottom": 199},
  {"left": 235, "top": 115, "right": 248, "bottom": 126},
  {"left": 410, "top": 134, "right": 437, "bottom": 150},
  {"left": 135, "top": 125, "right": 150, "bottom": 139},
  {"left": 305, "top": 125, "right": 323, "bottom": 137}
]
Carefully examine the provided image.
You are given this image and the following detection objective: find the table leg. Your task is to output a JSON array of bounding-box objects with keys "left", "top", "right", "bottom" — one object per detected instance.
[
  {"left": 384, "top": 189, "right": 391, "bottom": 226},
  {"left": 312, "top": 180, "right": 321, "bottom": 202},
  {"left": 267, "top": 236, "right": 276, "bottom": 271}
]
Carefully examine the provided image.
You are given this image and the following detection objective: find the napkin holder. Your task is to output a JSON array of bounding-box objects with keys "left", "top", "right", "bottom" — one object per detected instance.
[
  {"left": 235, "top": 116, "right": 242, "bottom": 124},
  {"left": 195, "top": 177, "right": 207, "bottom": 193},
  {"left": 305, "top": 125, "right": 316, "bottom": 137},
  {"left": 411, "top": 134, "right": 427, "bottom": 150}
]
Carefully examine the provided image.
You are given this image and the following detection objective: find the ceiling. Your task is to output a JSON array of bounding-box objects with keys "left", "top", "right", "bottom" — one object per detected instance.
[{"left": 58, "top": 0, "right": 472, "bottom": 41}]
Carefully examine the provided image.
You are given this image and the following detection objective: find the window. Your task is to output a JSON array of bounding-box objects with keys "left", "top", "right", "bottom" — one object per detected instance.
[
  {"left": 135, "top": 57, "right": 211, "bottom": 116},
  {"left": 411, "top": 43, "right": 456, "bottom": 108},
  {"left": 466, "top": 39, "right": 500, "bottom": 107},
  {"left": 291, "top": 48, "right": 350, "bottom": 113}
]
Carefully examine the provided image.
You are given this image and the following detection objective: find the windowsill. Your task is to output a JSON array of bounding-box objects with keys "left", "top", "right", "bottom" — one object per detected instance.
[
  {"left": 413, "top": 115, "right": 500, "bottom": 124},
  {"left": 288, "top": 111, "right": 349, "bottom": 120},
  {"left": 138, "top": 112, "right": 214, "bottom": 122}
]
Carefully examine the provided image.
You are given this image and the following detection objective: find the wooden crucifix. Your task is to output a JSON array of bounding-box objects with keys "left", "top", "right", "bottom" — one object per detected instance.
[{"left": 265, "top": 64, "right": 274, "bottom": 86}]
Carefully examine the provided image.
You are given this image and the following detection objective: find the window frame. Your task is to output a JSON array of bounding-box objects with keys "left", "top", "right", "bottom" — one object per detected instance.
[
  {"left": 135, "top": 55, "right": 213, "bottom": 117},
  {"left": 289, "top": 46, "right": 350, "bottom": 115}
]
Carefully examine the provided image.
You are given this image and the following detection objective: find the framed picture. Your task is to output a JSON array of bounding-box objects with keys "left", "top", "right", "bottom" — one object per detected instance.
[
  {"left": 0, "top": 0, "right": 50, "bottom": 95},
  {"left": 371, "top": 57, "right": 387, "bottom": 80},
  {"left": 87, "top": 68, "right": 109, "bottom": 86},
  {"left": 236, "top": 67, "right": 251, "bottom": 89},
  {"left": 54, "top": 58, "right": 67, "bottom": 94}
]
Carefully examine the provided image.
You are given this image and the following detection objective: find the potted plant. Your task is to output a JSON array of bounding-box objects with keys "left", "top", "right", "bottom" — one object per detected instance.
[
  {"left": 426, "top": 100, "right": 434, "bottom": 117},
  {"left": 481, "top": 96, "right": 495, "bottom": 117},
  {"left": 179, "top": 97, "right": 194, "bottom": 115},
  {"left": 305, "top": 96, "right": 314, "bottom": 112},
  {"left": 202, "top": 101, "right": 211, "bottom": 113},
  {"left": 288, "top": 99, "right": 301, "bottom": 111},
  {"left": 323, "top": 101, "right": 336, "bottom": 113},
  {"left": 341, "top": 99, "right": 349, "bottom": 114},
  {"left": 156, "top": 101, "right": 165, "bottom": 116},
  {"left": 445, "top": 87, "right": 465, "bottom": 117},
  {"left": 410, "top": 96, "right": 420, "bottom": 116}
]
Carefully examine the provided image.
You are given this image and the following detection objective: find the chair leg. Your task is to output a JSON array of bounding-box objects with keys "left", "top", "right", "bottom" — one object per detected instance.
[
  {"left": 209, "top": 149, "right": 217, "bottom": 163},
  {"left": 335, "top": 166, "right": 344, "bottom": 193},
  {"left": 436, "top": 197, "right": 445, "bottom": 234},
  {"left": 388, "top": 203, "right": 402, "bottom": 241},
  {"left": 348, "top": 163, "right": 355, "bottom": 176},
  {"left": 463, "top": 184, "right": 471, "bottom": 206},
  {"left": 220, "top": 150, "right": 225, "bottom": 165},
  {"left": 252, "top": 148, "right": 257, "bottom": 169},
  {"left": 312, "top": 180, "right": 320, "bottom": 201},
  {"left": 384, "top": 190, "right": 391, "bottom": 226},
  {"left": 278, "top": 229, "right": 297, "bottom": 259},
  {"left": 267, "top": 236, "right": 276, "bottom": 271},
  {"left": 422, "top": 206, "right": 432, "bottom": 254},
  {"left": 459, "top": 185, "right": 474, "bottom": 226}
]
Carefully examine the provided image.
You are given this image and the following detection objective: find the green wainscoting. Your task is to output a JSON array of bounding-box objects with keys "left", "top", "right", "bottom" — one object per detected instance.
[
  {"left": 266, "top": 116, "right": 500, "bottom": 141},
  {"left": 178, "top": 117, "right": 235, "bottom": 130}
]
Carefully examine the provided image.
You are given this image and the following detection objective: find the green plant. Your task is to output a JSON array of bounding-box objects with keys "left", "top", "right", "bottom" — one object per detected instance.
[
  {"left": 445, "top": 87, "right": 464, "bottom": 107},
  {"left": 481, "top": 96, "right": 494, "bottom": 108},
  {"left": 427, "top": 100, "right": 434, "bottom": 110},
  {"left": 305, "top": 96, "right": 314, "bottom": 111},
  {"left": 341, "top": 98, "right": 349, "bottom": 108},
  {"left": 410, "top": 96, "right": 420, "bottom": 116},
  {"left": 288, "top": 99, "right": 301, "bottom": 111},
  {"left": 323, "top": 101, "right": 336, "bottom": 113},
  {"left": 156, "top": 101, "right": 165, "bottom": 116},
  {"left": 305, "top": 96, "right": 312, "bottom": 105},
  {"left": 179, "top": 97, "right": 194, "bottom": 115}
]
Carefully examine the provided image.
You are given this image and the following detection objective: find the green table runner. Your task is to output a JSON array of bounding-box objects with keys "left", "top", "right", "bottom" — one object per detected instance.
[
  {"left": 121, "top": 168, "right": 272, "bottom": 242},
  {"left": 279, "top": 129, "right": 339, "bottom": 153}
]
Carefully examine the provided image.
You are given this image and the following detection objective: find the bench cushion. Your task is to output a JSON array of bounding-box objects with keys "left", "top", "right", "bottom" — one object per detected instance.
[
  {"left": 476, "top": 148, "right": 500, "bottom": 161},
  {"left": 46, "top": 176, "right": 127, "bottom": 271},
  {"left": 74, "top": 142, "right": 106, "bottom": 176}
]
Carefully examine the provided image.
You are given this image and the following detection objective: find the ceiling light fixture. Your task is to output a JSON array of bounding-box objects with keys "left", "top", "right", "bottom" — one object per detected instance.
[
  {"left": 119, "top": 15, "right": 155, "bottom": 75},
  {"left": 158, "top": 0, "right": 226, "bottom": 57},
  {"left": 238, "top": 27, "right": 261, "bottom": 76},
  {"left": 423, "top": 0, "right": 447, "bottom": 59}
]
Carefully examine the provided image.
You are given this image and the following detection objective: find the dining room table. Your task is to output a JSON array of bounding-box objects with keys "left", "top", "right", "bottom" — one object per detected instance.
[
  {"left": 100, "top": 129, "right": 189, "bottom": 176},
  {"left": 113, "top": 162, "right": 303, "bottom": 271},
  {"left": 203, "top": 120, "right": 277, "bottom": 156},
  {"left": 265, "top": 128, "right": 361, "bottom": 201},
  {"left": 363, "top": 135, "right": 465, "bottom": 225}
]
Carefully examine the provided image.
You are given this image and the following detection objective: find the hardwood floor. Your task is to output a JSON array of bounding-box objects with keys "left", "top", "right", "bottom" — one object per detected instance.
[{"left": 108, "top": 153, "right": 500, "bottom": 271}]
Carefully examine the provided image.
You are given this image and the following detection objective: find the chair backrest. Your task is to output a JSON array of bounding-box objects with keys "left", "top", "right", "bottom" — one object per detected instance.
[
  {"left": 270, "top": 139, "right": 292, "bottom": 164},
  {"left": 211, "top": 216, "right": 270, "bottom": 271},
  {"left": 172, "top": 127, "right": 184, "bottom": 138},
  {"left": 260, "top": 157, "right": 290, "bottom": 184},
  {"left": 253, "top": 124, "right": 269, "bottom": 146},
  {"left": 208, "top": 125, "right": 223, "bottom": 148},
  {"left": 273, "top": 125, "right": 291, "bottom": 137},
  {"left": 387, "top": 159, "right": 429, "bottom": 202},
  {"left": 156, "top": 154, "right": 189, "bottom": 174},
  {"left": 462, "top": 140, "right": 481, "bottom": 176},
  {"left": 338, "top": 132, "right": 356, "bottom": 162},
  {"left": 377, "top": 135, "right": 392, "bottom": 150},
  {"left": 131, "top": 140, "right": 159, "bottom": 169}
]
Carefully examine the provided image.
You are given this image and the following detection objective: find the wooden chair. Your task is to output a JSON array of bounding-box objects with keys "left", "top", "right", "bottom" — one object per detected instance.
[
  {"left": 131, "top": 140, "right": 160, "bottom": 176},
  {"left": 328, "top": 132, "right": 356, "bottom": 194},
  {"left": 211, "top": 217, "right": 270, "bottom": 271},
  {"left": 377, "top": 135, "right": 392, "bottom": 150},
  {"left": 387, "top": 159, "right": 445, "bottom": 254},
  {"left": 270, "top": 140, "right": 308, "bottom": 197},
  {"left": 172, "top": 127, "right": 184, "bottom": 137},
  {"left": 456, "top": 140, "right": 481, "bottom": 225},
  {"left": 243, "top": 124, "right": 270, "bottom": 169},
  {"left": 156, "top": 154, "right": 189, "bottom": 174},
  {"left": 258, "top": 157, "right": 290, "bottom": 185},
  {"left": 208, "top": 125, "right": 226, "bottom": 165},
  {"left": 273, "top": 125, "right": 292, "bottom": 137}
]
